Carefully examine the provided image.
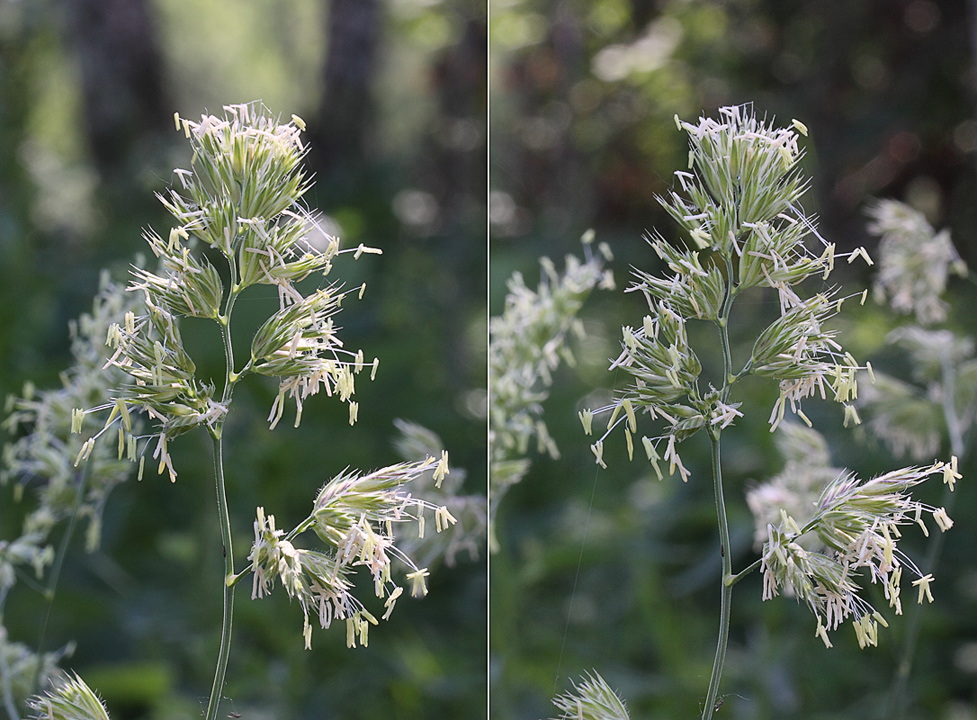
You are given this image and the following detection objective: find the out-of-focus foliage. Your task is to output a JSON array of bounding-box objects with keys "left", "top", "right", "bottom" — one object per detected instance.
[
  {"left": 0, "top": 1, "right": 485, "bottom": 719},
  {"left": 489, "top": 237, "right": 613, "bottom": 550},
  {"left": 491, "top": 2, "right": 977, "bottom": 719}
]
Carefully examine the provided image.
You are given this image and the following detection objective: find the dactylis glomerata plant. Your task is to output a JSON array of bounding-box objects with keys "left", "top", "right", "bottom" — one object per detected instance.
[
  {"left": 1, "top": 271, "right": 142, "bottom": 720},
  {"left": 856, "top": 199, "right": 974, "bottom": 718},
  {"left": 2, "top": 103, "right": 459, "bottom": 720},
  {"left": 489, "top": 231, "right": 614, "bottom": 551},
  {"left": 555, "top": 105, "right": 960, "bottom": 720}
]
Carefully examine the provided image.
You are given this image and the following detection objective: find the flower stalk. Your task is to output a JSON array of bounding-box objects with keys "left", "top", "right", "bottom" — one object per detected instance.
[
  {"left": 204, "top": 430, "right": 234, "bottom": 720},
  {"left": 702, "top": 427, "right": 732, "bottom": 720},
  {"left": 569, "top": 105, "right": 956, "bottom": 716}
]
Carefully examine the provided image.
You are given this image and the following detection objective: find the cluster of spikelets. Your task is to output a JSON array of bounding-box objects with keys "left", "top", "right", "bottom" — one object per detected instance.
[
  {"left": 3, "top": 274, "right": 144, "bottom": 554},
  {"left": 555, "top": 109, "right": 965, "bottom": 716},
  {"left": 859, "top": 327, "right": 977, "bottom": 460},
  {"left": 749, "top": 423, "right": 959, "bottom": 648},
  {"left": 248, "top": 454, "right": 452, "bottom": 649},
  {"left": 582, "top": 104, "right": 872, "bottom": 479},
  {"left": 25, "top": 673, "right": 110, "bottom": 720},
  {"left": 549, "top": 672, "right": 630, "bottom": 720},
  {"left": 71, "top": 102, "right": 380, "bottom": 483},
  {"left": 858, "top": 201, "right": 977, "bottom": 461},
  {"left": 489, "top": 232, "right": 613, "bottom": 548},
  {"left": 866, "top": 199, "right": 966, "bottom": 325},
  {"left": 0, "top": 274, "right": 144, "bottom": 716},
  {"left": 62, "top": 103, "right": 463, "bottom": 653}
]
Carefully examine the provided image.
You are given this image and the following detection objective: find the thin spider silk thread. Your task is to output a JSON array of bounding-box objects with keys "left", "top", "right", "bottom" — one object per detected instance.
[{"left": 552, "top": 371, "right": 622, "bottom": 696}]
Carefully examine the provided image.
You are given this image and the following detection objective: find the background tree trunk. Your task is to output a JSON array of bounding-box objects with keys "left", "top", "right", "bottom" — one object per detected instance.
[
  {"left": 313, "top": 0, "right": 381, "bottom": 179},
  {"left": 62, "top": 0, "right": 169, "bottom": 177}
]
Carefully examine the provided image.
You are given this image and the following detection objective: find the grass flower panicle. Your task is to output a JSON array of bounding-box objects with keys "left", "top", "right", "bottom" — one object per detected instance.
[
  {"left": 491, "top": 241, "right": 612, "bottom": 462},
  {"left": 550, "top": 672, "right": 630, "bottom": 720},
  {"left": 245, "top": 456, "right": 457, "bottom": 649},
  {"left": 858, "top": 371, "right": 945, "bottom": 461},
  {"left": 859, "top": 325, "right": 977, "bottom": 463},
  {"left": 561, "top": 107, "right": 956, "bottom": 720},
  {"left": 856, "top": 199, "right": 972, "bottom": 717},
  {"left": 489, "top": 235, "right": 612, "bottom": 548},
  {"left": 3, "top": 274, "right": 143, "bottom": 548},
  {"left": 587, "top": 106, "right": 866, "bottom": 486},
  {"left": 73, "top": 103, "right": 378, "bottom": 486},
  {"left": 25, "top": 672, "right": 110, "bottom": 720},
  {"left": 0, "top": 274, "right": 144, "bottom": 717},
  {"left": 1, "top": 102, "right": 462, "bottom": 720},
  {"left": 758, "top": 459, "right": 955, "bottom": 645},
  {"left": 866, "top": 199, "right": 966, "bottom": 325}
]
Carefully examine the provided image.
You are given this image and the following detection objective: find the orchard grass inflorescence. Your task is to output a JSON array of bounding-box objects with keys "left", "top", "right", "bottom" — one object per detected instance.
[
  {"left": 489, "top": 232, "right": 613, "bottom": 550},
  {"left": 0, "top": 103, "right": 461, "bottom": 720},
  {"left": 567, "top": 105, "right": 958, "bottom": 720}
]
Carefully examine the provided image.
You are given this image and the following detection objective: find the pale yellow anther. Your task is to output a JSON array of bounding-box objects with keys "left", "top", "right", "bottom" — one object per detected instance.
[
  {"left": 943, "top": 455, "right": 961, "bottom": 491},
  {"left": 816, "top": 620, "right": 832, "bottom": 648},
  {"left": 591, "top": 441, "right": 606, "bottom": 469},
  {"left": 433, "top": 450, "right": 449, "bottom": 487},
  {"left": 912, "top": 574, "right": 934, "bottom": 604},
  {"left": 71, "top": 408, "right": 84, "bottom": 434},
  {"left": 622, "top": 398, "right": 637, "bottom": 433},
  {"left": 933, "top": 507, "right": 953, "bottom": 532},
  {"left": 578, "top": 409, "right": 594, "bottom": 435}
]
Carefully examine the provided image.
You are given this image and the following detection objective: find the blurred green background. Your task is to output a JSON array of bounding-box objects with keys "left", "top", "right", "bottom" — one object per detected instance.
[
  {"left": 490, "top": 1, "right": 977, "bottom": 719},
  {"left": 0, "top": 0, "right": 486, "bottom": 718}
]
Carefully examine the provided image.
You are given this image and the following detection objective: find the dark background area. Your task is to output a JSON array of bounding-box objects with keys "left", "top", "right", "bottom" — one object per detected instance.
[
  {"left": 0, "top": 1, "right": 486, "bottom": 718},
  {"left": 490, "top": 1, "right": 977, "bottom": 719}
]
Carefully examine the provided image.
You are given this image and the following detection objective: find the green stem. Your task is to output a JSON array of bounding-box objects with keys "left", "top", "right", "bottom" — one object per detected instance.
[
  {"left": 702, "top": 266, "right": 736, "bottom": 720},
  {"left": 702, "top": 429, "right": 733, "bottom": 720},
  {"left": 726, "top": 558, "right": 762, "bottom": 587},
  {"left": 886, "top": 353, "right": 966, "bottom": 719},
  {"left": 204, "top": 430, "right": 235, "bottom": 720},
  {"left": 204, "top": 273, "right": 242, "bottom": 720},
  {"left": 718, "top": 257, "right": 736, "bottom": 403}
]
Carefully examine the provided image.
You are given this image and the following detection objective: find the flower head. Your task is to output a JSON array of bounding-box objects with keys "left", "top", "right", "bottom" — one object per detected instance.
[
  {"left": 857, "top": 370, "right": 944, "bottom": 461},
  {"left": 26, "top": 673, "right": 111, "bottom": 720},
  {"left": 759, "top": 459, "right": 957, "bottom": 644},
  {"left": 586, "top": 107, "right": 865, "bottom": 477},
  {"left": 550, "top": 672, "right": 630, "bottom": 720},
  {"left": 489, "top": 236, "right": 612, "bottom": 547},
  {"left": 866, "top": 199, "right": 966, "bottom": 325},
  {"left": 247, "top": 456, "right": 457, "bottom": 649},
  {"left": 72, "top": 104, "right": 378, "bottom": 480},
  {"left": 4, "top": 273, "right": 143, "bottom": 549}
]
